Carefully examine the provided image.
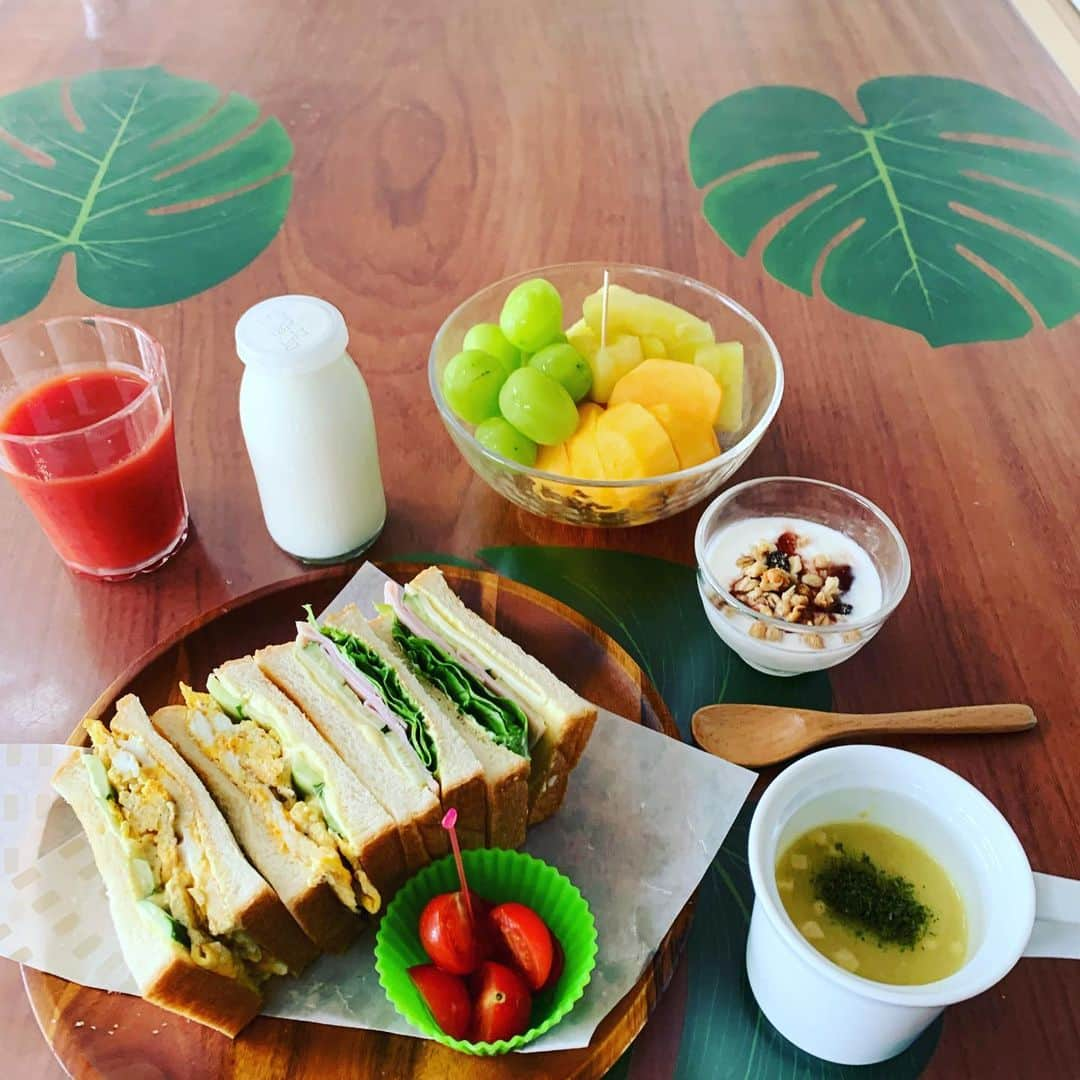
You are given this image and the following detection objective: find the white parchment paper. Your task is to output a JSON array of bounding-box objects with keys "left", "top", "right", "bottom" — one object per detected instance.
[{"left": 0, "top": 562, "right": 754, "bottom": 1051}]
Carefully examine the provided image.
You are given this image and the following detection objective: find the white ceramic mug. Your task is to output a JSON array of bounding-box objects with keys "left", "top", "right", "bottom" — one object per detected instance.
[{"left": 746, "top": 745, "right": 1080, "bottom": 1065}]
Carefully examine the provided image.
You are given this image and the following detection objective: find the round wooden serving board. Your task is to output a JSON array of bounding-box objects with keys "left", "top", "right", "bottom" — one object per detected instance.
[{"left": 25, "top": 563, "right": 691, "bottom": 1080}]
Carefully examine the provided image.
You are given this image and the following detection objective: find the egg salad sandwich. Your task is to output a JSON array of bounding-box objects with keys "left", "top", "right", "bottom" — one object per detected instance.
[
  {"left": 152, "top": 658, "right": 406, "bottom": 952},
  {"left": 52, "top": 695, "right": 317, "bottom": 1037},
  {"left": 295, "top": 605, "right": 492, "bottom": 850},
  {"left": 254, "top": 638, "right": 444, "bottom": 873},
  {"left": 384, "top": 567, "right": 597, "bottom": 825}
]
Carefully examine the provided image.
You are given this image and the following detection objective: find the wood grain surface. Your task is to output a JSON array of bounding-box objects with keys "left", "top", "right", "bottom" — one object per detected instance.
[
  {"left": 0, "top": 0, "right": 1077, "bottom": 1076},
  {"left": 24, "top": 564, "right": 690, "bottom": 1080}
]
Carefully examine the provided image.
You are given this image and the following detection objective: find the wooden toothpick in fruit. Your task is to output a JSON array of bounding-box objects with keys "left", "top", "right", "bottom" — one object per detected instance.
[
  {"left": 600, "top": 268, "right": 610, "bottom": 351},
  {"left": 442, "top": 807, "right": 475, "bottom": 924}
]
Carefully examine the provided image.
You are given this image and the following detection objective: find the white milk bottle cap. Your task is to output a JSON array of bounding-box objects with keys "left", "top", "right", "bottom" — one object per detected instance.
[{"left": 235, "top": 295, "right": 349, "bottom": 374}]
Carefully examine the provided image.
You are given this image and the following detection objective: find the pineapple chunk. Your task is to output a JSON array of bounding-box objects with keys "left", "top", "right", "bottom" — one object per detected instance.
[
  {"left": 694, "top": 341, "right": 744, "bottom": 432},
  {"left": 589, "top": 333, "right": 643, "bottom": 404},
  {"left": 566, "top": 318, "right": 599, "bottom": 364},
  {"left": 639, "top": 334, "right": 667, "bottom": 358},
  {"left": 583, "top": 284, "right": 715, "bottom": 354}
]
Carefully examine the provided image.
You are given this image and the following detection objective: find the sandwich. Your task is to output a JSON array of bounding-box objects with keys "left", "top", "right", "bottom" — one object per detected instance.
[
  {"left": 255, "top": 638, "right": 443, "bottom": 872},
  {"left": 152, "top": 657, "right": 406, "bottom": 952},
  {"left": 52, "top": 695, "right": 317, "bottom": 1037},
  {"left": 383, "top": 567, "right": 597, "bottom": 824},
  {"left": 295, "top": 606, "right": 491, "bottom": 850}
]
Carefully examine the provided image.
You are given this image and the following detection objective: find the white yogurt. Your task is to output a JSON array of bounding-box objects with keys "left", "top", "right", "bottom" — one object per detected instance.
[{"left": 701, "top": 516, "right": 884, "bottom": 676}]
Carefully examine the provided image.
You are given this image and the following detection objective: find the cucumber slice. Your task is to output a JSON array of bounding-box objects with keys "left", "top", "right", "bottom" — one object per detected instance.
[
  {"left": 129, "top": 858, "right": 155, "bottom": 899},
  {"left": 316, "top": 788, "right": 345, "bottom": 838},
  {"left": 290, "top": 753, "right": 323, "bottom": 799},
  {"left": 207, "top": 673, "right": 246, "bottom": 720},
  {"left": 82, "top": 754, "right": 114, "bottom": 801},
  {"left": 137, "top": 898, "right": 190, "bottom": 948}
]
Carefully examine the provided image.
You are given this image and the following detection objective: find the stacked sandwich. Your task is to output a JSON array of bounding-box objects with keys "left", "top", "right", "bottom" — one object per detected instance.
[{"left": 53, "top": 568, "right": 597, "bottom": 1035}]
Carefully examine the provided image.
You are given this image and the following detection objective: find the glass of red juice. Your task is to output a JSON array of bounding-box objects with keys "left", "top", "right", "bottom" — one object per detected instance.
[{"left": 0, "top": 316, "right": 189, "bottom": 580}]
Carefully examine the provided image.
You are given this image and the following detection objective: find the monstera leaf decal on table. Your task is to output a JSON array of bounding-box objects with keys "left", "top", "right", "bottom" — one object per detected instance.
[
  {"left": 689, "top": 76, "right": 1080, "bottom": 346},
  {"left": 0, "top": 66, "right": 292, "bottom": 324}
]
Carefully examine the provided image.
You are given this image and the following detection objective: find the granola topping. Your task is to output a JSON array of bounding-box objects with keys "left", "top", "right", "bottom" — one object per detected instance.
[{"left": 719, "top": 529, "right": 865, "bottom": 648}]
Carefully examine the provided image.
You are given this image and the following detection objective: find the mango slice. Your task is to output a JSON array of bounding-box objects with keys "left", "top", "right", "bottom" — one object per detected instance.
[
  {"left": 694, "top": 341, "right": 745, "bottom": 432},
  {"left": 583, "top": 283, "right": 715, "bottom": 354},
  {"left": 596, "top": 402, "right": 679, "bottom": 479},
  {"left": 608, "top": 359, "right": 722, "bottom": 427},
  {"left": 589, "top": 333, "right": 643, "bottom": 404},
  {"left": 567, "top": 402, "right": 605, "bottom": 479},
  {"left": 646, "top": 402, "right": 720, "bottom": 469}
]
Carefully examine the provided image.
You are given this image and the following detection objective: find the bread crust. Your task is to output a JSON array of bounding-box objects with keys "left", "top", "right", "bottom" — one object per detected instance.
[
  {"left": 143, "top": 955, "right": 263, "bottom": 1038},
  {"left": 234, "top": 879, "right": 319, "bottom": 973}
]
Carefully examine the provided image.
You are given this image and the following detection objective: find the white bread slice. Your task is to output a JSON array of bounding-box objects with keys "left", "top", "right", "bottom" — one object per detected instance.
[
  {"left": 322, "top": 605, "right": 487, "bottom": 851},
  {"left": 209, "top": 657, "right": 407, "bottom": 904},
  {"left": 109, "top": 695, "right": 317, "bottom": 975},
  {"left": 404, "top": 567, "right": 597, "bottom": 824},
  {"left": 52, "top": 749, "right": 263, "bottom": 1037},
  {"left": 153, "top": 703, "right": 362, "bottom": 954},
  {"left": 370, "top": 613, "right": 529, "bottom": 850},
  {"left": 255, "top": 642, "right": 441, "bottom": 873}
]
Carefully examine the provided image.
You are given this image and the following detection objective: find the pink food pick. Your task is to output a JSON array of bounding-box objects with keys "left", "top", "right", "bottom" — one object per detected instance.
[{"left": 441, "top": 807, "right": 475, "bottom": 925}]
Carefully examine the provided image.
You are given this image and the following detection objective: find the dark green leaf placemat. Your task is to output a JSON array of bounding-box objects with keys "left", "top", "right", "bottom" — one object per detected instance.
[
  {"left": 689, "top": 76, "right": 1080, "bottom": 347},
  {"left": 423, "top": 547, "right": 942, "bottom": 1078},
  {"left": 0, "top": 66, "right": 292, "bottom": 324}
]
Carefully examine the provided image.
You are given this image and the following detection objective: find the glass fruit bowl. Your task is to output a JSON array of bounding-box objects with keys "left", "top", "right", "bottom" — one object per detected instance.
[{"left": 429, "top": 262, "right": 784, "bottom": 527}]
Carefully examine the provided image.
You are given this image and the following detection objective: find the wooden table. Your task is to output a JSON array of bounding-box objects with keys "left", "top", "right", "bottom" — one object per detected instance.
[{"left": 0, "top": 0, "right": 1076, "bottom": 1076}]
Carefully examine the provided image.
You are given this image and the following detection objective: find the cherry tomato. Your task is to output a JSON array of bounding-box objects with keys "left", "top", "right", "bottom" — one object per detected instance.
[
  {"left": 540, "top": 937, "right": 565, "bottom": 993},
  {"left": 470, "top": 961, "right": 532, "bottom": 1043},
  {"left": 419, "top": 889, "right": 494, "bottom": 975},
  {"left": 408, "top": 964, "right": 472, "bottom": 1040},
  {"left": 489, "top": 901, "right": 554, "bottom": 990}
]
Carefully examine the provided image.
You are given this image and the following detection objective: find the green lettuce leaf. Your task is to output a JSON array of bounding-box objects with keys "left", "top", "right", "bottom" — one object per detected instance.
[
  {"left": 392, "top": 619, "right": 529, "bottom": 759},
  {"left": 307, "top": 610, "right": 439, "bottom": 777}
]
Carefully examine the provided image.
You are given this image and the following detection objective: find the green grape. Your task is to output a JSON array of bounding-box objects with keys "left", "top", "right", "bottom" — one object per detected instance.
[
  {"left": 528, "top": 343, "right": 592, "bottom": 402},
  {"left": 498, "top": 278, "right": 563, "bottom": 353},
  {"left": 441, "top": 349, "right": 507, "bottom": 424},
  {"left": 474, "top": 416, "right": 538, "bottom": 466},
  {"left": 498, "top": 367, "right": 580, "bottom": 446},
  {"left": 461, "top": 322, "right": 520, "bottom": 373}
]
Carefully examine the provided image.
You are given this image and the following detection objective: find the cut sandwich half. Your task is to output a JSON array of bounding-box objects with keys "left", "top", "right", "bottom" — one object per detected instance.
[
  {"left": 369, "top": 611, "right": 530, "bottom": 850},
  {"left": 152, "top": 662, "right": 405, "bottom": 951},
  {"left": 300, "top": 605, "right": 489, "bottom": 850},
  {"left": 256, "top": 640, "right": 443, "bottom": 872},
  {"left": 386, "top": 567, "right": 597, "bottom": 824},
  {"left": 52, "top": 694, "right": 317, "bottom": 1037}
]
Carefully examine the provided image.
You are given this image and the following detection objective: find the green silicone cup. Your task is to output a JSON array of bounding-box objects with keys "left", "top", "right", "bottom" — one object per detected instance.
[{"left": 375, "top": 848, "right": 598, "bottom": 1055}]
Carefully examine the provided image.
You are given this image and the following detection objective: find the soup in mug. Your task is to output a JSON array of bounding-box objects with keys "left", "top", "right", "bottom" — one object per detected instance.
[{"left": 775, "top": 821, "right": 967, "bottom": 985}]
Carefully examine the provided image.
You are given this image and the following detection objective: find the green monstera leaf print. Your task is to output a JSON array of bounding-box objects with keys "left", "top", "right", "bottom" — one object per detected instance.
[
  {"left": 689, "top": 76, "right": 1080, "bottom": 346},
  {"left": 0, "top": 66, "right": 293, "bottom": 323}
]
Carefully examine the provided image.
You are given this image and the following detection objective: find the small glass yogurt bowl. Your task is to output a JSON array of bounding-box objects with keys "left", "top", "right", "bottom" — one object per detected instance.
[{"left": 694, "top": 477, "right": 910, "bottom": 676}]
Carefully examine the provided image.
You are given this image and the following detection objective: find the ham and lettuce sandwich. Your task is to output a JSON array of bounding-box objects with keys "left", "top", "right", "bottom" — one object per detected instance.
[
  {"left": 383, "top": 567, "right": 597, "bottom": 825},
  {"left": 294, "top": 605, "right": 494, "bottom": 849},
  {"left": 52, "top": 695, "right": 316, "bottom": 1037},
  {"left": 152, "top": 658, "right": 406, "bottom": 953}
]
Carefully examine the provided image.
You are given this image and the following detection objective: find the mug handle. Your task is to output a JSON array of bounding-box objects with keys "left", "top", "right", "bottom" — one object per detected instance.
[{"left": 1023, "top": 873, "right": 1080, "bottom": 959}]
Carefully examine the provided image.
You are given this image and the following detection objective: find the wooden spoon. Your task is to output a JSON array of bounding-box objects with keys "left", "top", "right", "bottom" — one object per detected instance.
[{"left": 691, "top": 703, "right": 1037, "bottom": 767}]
